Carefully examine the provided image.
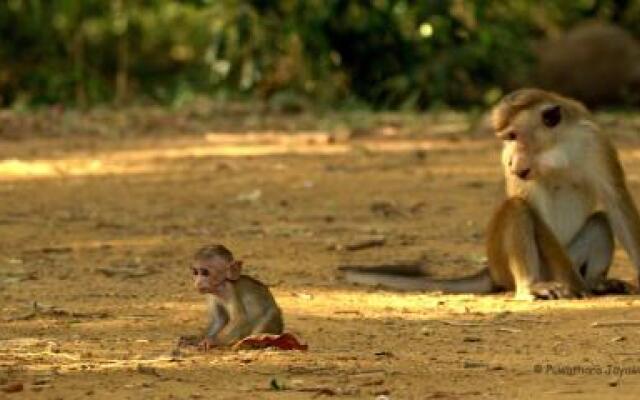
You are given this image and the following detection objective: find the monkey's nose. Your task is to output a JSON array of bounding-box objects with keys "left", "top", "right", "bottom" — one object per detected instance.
[{"left": 516, "top": 168, "right": 531, "bottom": 179}]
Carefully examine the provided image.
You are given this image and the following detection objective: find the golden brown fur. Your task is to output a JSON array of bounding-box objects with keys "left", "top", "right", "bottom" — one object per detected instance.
[
  {"left": 187, "top": 244, "right": 284, "bottom": 349},
  {"left": 491, "top": 88, "right": 588, "bottom": 132},
  {"left": 342, "top": 88, "right": 640, "bottom": 299}
]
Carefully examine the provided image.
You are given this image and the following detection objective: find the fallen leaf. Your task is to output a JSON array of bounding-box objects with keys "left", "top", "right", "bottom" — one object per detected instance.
[
  {"left": 2, "top": 382, "right": 24, "bottom": 393},
  {"left": 233, "top": 333, "right": 308, "bottom": 351}
]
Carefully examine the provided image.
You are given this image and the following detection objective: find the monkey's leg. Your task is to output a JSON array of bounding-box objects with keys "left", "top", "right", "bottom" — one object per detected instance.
[
  {"left": 531, "top": 208, "right": 589, "bottom": 299},
  {"left": 568, "top": 212, "right": 634, "bottom": 294},
  {"left": 220, "top": 322, "right": 253, "bottom": 345},
  {"left": 488, "top": 198, "right": 542, "bottom": 300},
  {"left": 528, "top": 207, "right": 592, "bottom": 299},
  {"left": 489, "top": 198, "right": 585, "bottom": 300},
  {"left": 567, "top": 212, "right": 613, "bottom": 288},
  {"left": 250, "top": 308, "right": 284, "bottom": 336}
]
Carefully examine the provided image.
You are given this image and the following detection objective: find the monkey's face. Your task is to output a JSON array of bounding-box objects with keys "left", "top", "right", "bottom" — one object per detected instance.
[
  {"left": 498, "top": 103, "right": 563, "bottom": 181},
  {"left": 192, "top": 259, "right": 228, "bottom": 295},
  {"left": 192, "top": 256, "right": 243, "bottom": 295}
]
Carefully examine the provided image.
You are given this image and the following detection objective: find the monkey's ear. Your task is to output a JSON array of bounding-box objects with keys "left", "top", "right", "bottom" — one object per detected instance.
[
  {"left": 227, "top": 261, "right": 242, "bottom": 280},
  {"left": 541, "top": 105, "right": 562, "bottom": 128}
]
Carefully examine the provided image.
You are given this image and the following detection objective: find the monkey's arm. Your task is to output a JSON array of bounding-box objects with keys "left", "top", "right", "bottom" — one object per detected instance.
[
  {"left": 214, "top": 288, "right": 255, "bottom": 344},
  {"left": 205, "top": 302, "right": 230, "bottom": 341},
  {"left": 596, "top": 140, "right": 640, "bottom": 283}
]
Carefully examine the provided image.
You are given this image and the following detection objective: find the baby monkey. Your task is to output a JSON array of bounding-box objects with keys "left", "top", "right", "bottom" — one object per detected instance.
[{"left": 188, "top": 244, "right": 283, "bottom": 350}]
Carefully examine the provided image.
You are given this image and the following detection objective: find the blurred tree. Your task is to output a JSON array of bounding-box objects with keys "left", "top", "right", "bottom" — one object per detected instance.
[{"left": 0, "top": 0, "right": 639, "bottom": 108}]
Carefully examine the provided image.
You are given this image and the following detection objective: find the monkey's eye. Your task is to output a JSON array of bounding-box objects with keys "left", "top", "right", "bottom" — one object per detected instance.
[
  {"left": 504, "top": 131, "right": 517, "bottom": 141},
  {"left": 192, "top": 268, "right": 199, "bottom": 275},
  {"left": 200, "top": 269, "right": 210, "bottom": 277},
  {"left": 542, "top": 105, "right": 561, "bottom": 128}
]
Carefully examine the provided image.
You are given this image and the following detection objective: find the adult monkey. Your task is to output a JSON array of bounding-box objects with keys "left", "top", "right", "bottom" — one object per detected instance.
[{"left": 341, "top": 88, "right": 640, "bottom": 299}]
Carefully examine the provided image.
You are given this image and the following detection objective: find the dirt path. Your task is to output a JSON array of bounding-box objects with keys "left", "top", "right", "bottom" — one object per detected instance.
[{"left": 1, "top": 131, "right": 640, "bottom": 399}]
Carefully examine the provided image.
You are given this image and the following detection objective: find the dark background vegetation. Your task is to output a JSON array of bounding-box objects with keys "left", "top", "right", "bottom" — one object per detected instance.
[{"left": 1, "top": 0, "right": 640, "bottom": 110}]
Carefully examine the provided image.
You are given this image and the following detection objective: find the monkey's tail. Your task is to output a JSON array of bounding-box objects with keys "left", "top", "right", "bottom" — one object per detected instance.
[{"left": 338, "top": 264, "right": 496, "bottom": 294}]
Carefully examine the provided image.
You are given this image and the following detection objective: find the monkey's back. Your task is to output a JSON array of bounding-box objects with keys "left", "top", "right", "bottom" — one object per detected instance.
[{"left": 237, "top": 275, "right": 284, "bottom": 334}]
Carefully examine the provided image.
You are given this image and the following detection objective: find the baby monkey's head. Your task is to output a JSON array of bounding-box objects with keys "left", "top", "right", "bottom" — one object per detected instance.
[{"left": 192, "top": 244, "right": 242, "bottom": 295}]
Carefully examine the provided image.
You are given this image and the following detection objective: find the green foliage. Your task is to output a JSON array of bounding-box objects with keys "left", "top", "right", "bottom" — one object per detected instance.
[{"left": 0, "top": 0, "right": 636, "bottom": 108}]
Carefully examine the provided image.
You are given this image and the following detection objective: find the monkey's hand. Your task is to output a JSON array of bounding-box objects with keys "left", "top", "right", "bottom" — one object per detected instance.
[
  {"left": 198, "top": 337, "right": 219, "bottom": 351},
  {"left": 530, "top": 281, "right": 586, "bottom": 300},
  {"left": 591, "top": 279, "right": 638, "bottom": 295}
]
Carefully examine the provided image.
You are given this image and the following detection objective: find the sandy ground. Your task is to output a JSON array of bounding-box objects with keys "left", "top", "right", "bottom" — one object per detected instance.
[{"left": 2, "top": 122, "right": 640, "bottom": 399}]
